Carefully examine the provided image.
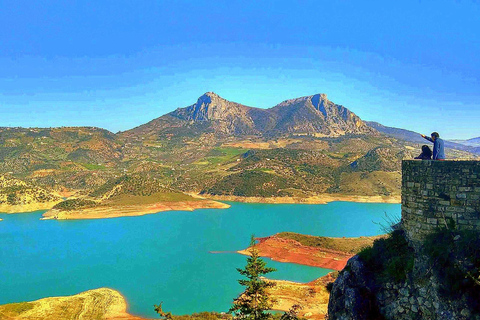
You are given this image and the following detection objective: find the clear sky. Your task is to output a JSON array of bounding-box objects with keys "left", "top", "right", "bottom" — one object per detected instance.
[{"left": 0, "top": 1, "right": 479, "bottom": 139}]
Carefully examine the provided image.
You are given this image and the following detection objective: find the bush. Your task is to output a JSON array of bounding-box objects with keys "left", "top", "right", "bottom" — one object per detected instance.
[
  {"left": 358, "top": 229, "right": 414, "bottom": 283},
  {"left": 423, "top": 228, "right": 480, "bottom": 312},
  {"left": 52, "top": 198, "right": 97, "bottom": 211}
]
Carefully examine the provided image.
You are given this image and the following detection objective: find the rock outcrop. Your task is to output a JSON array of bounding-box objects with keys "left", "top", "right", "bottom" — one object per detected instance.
[
  {"left": 124, "top": 92, "right": 377, "bottom": 138},
  {"left": 328, "top": 160, "right": 480, "bottom": 320},
  {"left": 328, "top": 246, "right": 480, "bottom": 320}
]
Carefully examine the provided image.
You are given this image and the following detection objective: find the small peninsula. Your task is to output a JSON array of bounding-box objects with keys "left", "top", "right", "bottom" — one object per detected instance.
[
  {"left": 42, "top": 199, "right": 229, "bottom": 220},
  {"left": 42, "top": 175, "right": 229, "bottom": 220},
  {"left": 0, "top": 288, "right": 151, "bottom": 320},
  {"left": 238, "top": 232, "right": 384, "bottom": 271},
  {"left": 237, "top": 232, "right": 385, "bottom": 319}
]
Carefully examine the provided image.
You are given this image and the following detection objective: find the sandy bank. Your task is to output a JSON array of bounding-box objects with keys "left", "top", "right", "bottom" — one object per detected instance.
[
  {"left": 0, "top": 201, "right": 62, "bottom": 214},
  {"left": 205, "top": 193, "right": 400, "bottom": 205},
  {"left": 266, "top": 273, "right": 338, "bottom": 320},
  {"left": 42, "top": 200, "right": 230, "bottom": 220},
  {"left": 0, "top": 288, "right": 151, "bottom": 320}
]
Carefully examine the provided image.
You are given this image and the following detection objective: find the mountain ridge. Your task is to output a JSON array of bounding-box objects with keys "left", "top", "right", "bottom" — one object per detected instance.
[
  {"left": 0, "top": 92, "right": 478, "bottom": 213},
  {"left": 122, "top": 92, "right": 377, "bottom": 138}
]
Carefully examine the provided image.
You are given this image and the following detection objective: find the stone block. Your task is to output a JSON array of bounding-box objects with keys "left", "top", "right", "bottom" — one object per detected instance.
[{"left": 469, "top": 194, "right": 480, "bottom": 200}]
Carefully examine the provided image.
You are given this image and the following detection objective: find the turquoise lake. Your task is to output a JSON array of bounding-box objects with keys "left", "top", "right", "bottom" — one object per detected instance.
[{"left": 0, "top": 201, "right": 400, "bottom": 318}]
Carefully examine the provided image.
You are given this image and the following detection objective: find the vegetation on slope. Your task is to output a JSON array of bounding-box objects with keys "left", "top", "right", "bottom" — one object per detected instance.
[
  {"left": 357, "top": 229, "right": 414, "bottom": 282},
  {"left": 52, "top": 198, "right": 97, "bottom": 211},
  {"left": 204, "top": 170, "right": 291, "bottom": 197},
  {"left": 0, "top": 175, "right": 61, "bottom": 206},
  {"left": 1, "top": 94, "right": 477, "bottom": 200},
  {"left": 276, "top": 232, "right": 385, "bottom": 254},
  {"left": 423, "top": 228, "right": 480, "bottom": 313}
]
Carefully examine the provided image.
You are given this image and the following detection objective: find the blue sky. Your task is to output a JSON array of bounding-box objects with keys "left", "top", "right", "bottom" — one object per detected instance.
[{"left": 0, "top": 1, "right": 479, "bottom": 139}]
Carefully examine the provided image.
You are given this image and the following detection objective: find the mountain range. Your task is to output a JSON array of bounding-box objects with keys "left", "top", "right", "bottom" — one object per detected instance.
[
  {"left": 0, "top": 92, "right": 478, "bottom": 209},
  {"left": 124, "top": 92, "right": 375, "bottom": 138}
]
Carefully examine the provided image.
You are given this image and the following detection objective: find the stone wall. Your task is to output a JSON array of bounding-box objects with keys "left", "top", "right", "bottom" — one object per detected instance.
[
  {"left": 401, "top": 160, "right": 480, "bottom": 247},
  {"left": 328, "top": 160, "right": 480, "bottom": 320}
]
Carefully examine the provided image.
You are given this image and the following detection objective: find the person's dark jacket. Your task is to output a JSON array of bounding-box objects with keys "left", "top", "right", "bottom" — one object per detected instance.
[{"left": 415, "top": 153, "right": 432, "bottom": 160}]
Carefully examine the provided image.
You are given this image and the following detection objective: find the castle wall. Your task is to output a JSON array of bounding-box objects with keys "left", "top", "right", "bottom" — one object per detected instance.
[{"left": 401, "top": 160, "right": 480, "bottom": 246}]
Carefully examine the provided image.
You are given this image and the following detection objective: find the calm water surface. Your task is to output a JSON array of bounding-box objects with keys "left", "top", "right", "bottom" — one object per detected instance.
[{"left": 0, "top": 201, "right": 400, "bottom": 318}]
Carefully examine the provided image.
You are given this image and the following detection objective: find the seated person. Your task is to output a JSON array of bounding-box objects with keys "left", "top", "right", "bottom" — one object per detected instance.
[{"left": 415, "top": 145, "right": 433, "bottom": 160}]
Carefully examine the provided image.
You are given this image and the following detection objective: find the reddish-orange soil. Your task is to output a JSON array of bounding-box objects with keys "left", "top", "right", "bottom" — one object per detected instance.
[{"left": 238, "top": 236, "right": 353, "bottom": 271}]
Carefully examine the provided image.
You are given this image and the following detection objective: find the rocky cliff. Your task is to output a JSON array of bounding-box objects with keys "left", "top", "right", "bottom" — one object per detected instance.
[
  {"left": 328, "top": 160, "right": 480, "bottom": 320},
  {"left": 328, "top": 230, "right": 480, "bottom": 320},
  {"left": 124, "top": 92, "right": 377, "bottom": 138}
]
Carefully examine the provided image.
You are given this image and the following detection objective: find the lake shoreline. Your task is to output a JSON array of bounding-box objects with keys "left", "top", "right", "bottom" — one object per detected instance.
[
  {"left": 0, "top": 288, "right": 153, "bottom": 320},
  {"left": 237, "top": 236, "right": 353, "bottom": 271},
  {"left": 204, "top": 193, "right": 401, "bottom": 205},
  {"left": 0, "top": 201, "right": 62, "bottom": 215},
  {"left": 41, "top": 200, "right": 231, "bottom": 220},
  {"left": 267, "top": 273, "right": 338, "bottom": 320},
  {"left": 237, "top": 233, "right": 383, "bottom": 271},
  {"left": 0, "top": 192, "right": 400, "bottom": 218}
]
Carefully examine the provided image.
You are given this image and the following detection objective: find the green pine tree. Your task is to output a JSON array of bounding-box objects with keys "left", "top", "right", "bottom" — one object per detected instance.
[{"left": 229, "top": 236, "right": 277, "bottom": 320}]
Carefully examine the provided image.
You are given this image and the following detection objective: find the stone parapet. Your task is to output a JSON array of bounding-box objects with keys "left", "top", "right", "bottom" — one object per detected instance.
[{"left": 401, "top": 160, "right": 480, "bottom": 247}]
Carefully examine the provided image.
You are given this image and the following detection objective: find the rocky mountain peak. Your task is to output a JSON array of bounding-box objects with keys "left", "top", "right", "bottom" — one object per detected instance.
[
  {"left": 125, "top": 91, "right": 378, "bottom": 138},
  {"left": 196, "top": 92, "right": 223, "bottom": 106}
]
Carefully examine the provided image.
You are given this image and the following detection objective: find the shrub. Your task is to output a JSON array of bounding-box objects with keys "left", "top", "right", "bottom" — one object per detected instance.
[
  {"left": 358, "top": 229, "right": 414, "bottom": 283},
  {"left": 52, "top": 198, "right": 97, "bottom": 211},
  {"left": 423, "top": 228, "right": 480, "bottom": 312}
]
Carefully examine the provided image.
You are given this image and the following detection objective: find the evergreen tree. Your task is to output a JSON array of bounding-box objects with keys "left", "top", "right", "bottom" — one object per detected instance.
[{"left": 229, "top": 236, "right": 277, "bottom": 320}]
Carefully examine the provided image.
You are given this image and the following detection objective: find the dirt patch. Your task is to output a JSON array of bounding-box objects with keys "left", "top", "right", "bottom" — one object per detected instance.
[
  {"left": 238, "top": 236, "right": 354, "bottom": 271},
  {"left": 266, "top": 272, "right": 339, "bottom": 320}
]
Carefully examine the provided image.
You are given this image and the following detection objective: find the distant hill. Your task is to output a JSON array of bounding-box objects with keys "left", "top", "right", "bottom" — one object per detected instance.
[
  {"left": 0, "top": 126, "right": 122, "bottom": 174},
  {"left": 366, "top": 121, "right": 480, "bottom": 155},
  {"left": 467, "top": 137, "right": 480, "bottom": 145},
  {"left": 0, "top": 92, "right": 478, "bottom": 205},
  {"left": 451, "top": 137, "right": 480, "bottom": 147}
]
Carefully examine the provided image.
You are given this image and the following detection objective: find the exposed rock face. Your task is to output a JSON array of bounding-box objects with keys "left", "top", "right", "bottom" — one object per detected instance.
[
  {"left": 124, "top": 92, "right": 377, "bottom": 138},
  {"left": 269, "top": 94, "right": 375, "bottom": 136},
  {"left": 170, "top": 92, "right": 270, "bottom": 135},
  {"left": 328, "top": 256, "right": 380, "bottom": 320},
  {"left": 328, "top": 161, "right": 480, "bottom": 320},
  {"left": 328, "top": 251, "right": 480, "bottom": 320}
]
